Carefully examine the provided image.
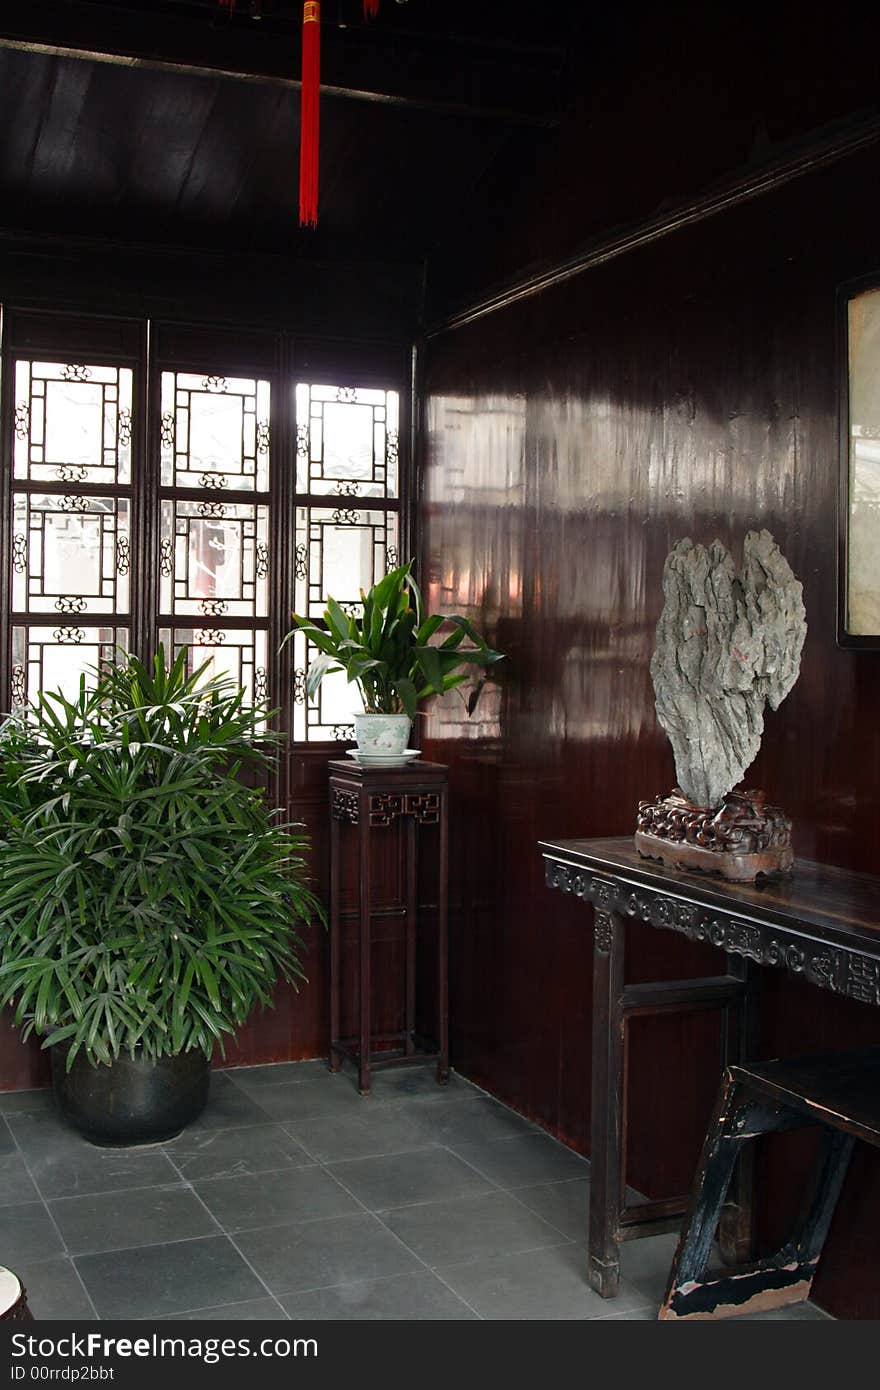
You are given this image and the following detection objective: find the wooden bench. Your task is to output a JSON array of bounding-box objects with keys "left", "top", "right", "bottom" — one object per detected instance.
[{"left": 659, "top": 1047, "right": 880, "bottom": 1319}]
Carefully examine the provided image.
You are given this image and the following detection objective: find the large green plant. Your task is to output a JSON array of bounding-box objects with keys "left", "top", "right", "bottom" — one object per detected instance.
[
  {"left": 284, "top": 561, "right": 503, "bottom": 718},
  {"left": 0, "top": 650, "right": 324, "bottom": 1068}
]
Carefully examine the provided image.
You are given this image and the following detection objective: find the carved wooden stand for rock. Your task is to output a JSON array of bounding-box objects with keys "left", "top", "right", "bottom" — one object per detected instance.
[
  {"left": 635, "top": 788, "right": 793, "bottom": 882},
  {"left": 639, "top": 530, "right": 806, "bottom": 882}
]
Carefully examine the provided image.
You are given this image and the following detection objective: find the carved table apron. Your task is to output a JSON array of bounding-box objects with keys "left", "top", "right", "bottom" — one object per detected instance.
[{"left": 539, "top": 836, "right": 880, "bottom": 1298}]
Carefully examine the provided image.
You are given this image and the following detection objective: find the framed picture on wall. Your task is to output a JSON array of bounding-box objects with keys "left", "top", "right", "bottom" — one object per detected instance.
[{"left": 840, "top": 275, "right": 880, "bottom": 646}]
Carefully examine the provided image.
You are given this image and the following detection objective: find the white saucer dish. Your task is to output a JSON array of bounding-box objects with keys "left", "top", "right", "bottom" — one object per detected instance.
[{"left": 346, "top": 748, "right": 421, "bottom": 768}]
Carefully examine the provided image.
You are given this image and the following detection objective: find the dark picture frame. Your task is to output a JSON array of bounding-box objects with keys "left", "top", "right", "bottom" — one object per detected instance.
[{"left": 838, "top": 271, "right": 880, "bottom": 648}]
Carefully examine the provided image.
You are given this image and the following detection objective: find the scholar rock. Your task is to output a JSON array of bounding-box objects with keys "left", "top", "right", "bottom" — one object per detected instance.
[{"left": 650, "top": 529, "right": 807, "bottom": 809}]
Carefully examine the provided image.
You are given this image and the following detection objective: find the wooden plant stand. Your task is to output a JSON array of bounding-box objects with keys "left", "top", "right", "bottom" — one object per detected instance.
[{"left": 328, "top": 758, "right": 449, "bottom": 1096}]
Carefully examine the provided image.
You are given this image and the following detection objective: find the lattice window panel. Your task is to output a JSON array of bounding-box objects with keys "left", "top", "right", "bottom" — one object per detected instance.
[
  {"left": 160, "top": 372, "right": 270, "bottom": 493},
  {"left": 9, "top": 357, "right": 134, "bottom": 710},
  {"left": 290, "top": 628, "right": 358, "bottom": 743},
  {"left": 5, "top": 348, "right": 406, "bottom": 735},
  {"left": 292, "top": 382, "right": 401, "bottom": 741},
  {"left": 293, "top": 506, "right": 399, "bottom": 620},
  {"left": 11, "top": 625, "right": 130, "bottom": 709},
  {"left": 158, "top": 369, "right": 272, "bottom": 708},
  {"left": 158, "top": 626, "right": 269, "bottom": 710},
  {"left": 159, "top": 498, "right": 269, "bottom": 620},
  {"left": 13, "top": 361, "right": 133, "bottom": 487},
  {"left": 294, "top": 383, "right": 398, "bottom": 498},
  {"left": 13, "top": 493, "right": 130, "bottom": 616}
]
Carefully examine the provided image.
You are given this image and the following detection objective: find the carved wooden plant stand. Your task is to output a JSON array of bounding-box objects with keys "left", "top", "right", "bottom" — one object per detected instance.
[{"left": 328, "top": 759, "right": 449, "bottom": 1096}]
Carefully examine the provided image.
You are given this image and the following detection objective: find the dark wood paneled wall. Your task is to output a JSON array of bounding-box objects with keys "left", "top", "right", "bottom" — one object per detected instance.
[
  {"left": 427, "top": 4, "right": 880, "bottom": 320},
  {"left": 419, "top": 146, "right": 880, "bottom": 1318}
]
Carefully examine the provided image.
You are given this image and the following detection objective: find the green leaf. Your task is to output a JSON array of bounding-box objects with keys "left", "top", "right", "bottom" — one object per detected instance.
[
  {"left": 415, "top": 644, "right": 443, "bottom": 693},
  {"left": 394, "top": 678, "right": 418, "bottom": 720},
  {"left": 325, "top": 597, "right": 351, "bottom": 642}
]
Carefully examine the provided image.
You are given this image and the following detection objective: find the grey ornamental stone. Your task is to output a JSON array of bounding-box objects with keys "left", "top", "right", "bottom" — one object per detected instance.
[{"left": 650, "top": 529, "right": 806, "bottom": 809}]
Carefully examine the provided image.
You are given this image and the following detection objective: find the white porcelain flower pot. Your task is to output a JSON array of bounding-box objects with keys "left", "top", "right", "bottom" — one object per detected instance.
[{"left": 353, "top": 712, "right": 412, "bottom": 761}]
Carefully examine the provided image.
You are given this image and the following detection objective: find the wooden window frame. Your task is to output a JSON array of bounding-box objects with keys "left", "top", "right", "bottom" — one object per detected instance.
[{"left": 0, "top": 307, "right": 414, "bottom": 758}]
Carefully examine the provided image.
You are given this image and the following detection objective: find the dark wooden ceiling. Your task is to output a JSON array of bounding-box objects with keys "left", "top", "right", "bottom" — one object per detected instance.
[{"left": 0, "top": 0, "right": 588, "bottom": 266}]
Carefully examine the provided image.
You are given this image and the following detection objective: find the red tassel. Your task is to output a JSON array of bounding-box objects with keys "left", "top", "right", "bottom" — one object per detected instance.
[
  {"left": 299, "top": 1, "right": 321, "bottom": 228},
  {"left": 363, "top": 1, "right": 380, "bottom": 17}
]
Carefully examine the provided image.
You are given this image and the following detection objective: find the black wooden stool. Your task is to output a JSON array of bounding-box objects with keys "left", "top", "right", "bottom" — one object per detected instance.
[{"left": 659, "top": 1047, "right": 880, "bottom": 1320}]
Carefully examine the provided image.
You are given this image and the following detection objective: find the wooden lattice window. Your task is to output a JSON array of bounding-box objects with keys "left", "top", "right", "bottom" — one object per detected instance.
[
  {"left": 2, "top": 313, "right": 410, "bottom": 745},
  {"left": 156, "top": 368, "right": 272, "bottom": 709},
  {"left": 291, "top": 381, "right": 401, "bottom": 741},
  {"left": 9, "top": 357, "right": 134, "bottom": 707}
]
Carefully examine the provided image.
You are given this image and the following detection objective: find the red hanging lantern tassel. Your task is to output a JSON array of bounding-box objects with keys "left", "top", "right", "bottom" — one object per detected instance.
[
  {"left": 363, "top": 1, "right": 380, "bottom": 17},
  {"left": 299, "top": 1, "right": 321, "bottom": 228}
]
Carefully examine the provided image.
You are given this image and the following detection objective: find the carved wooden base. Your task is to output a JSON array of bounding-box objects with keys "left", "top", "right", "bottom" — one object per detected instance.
[
  {"left": 635, "top": 832, "right": 793, "bottom": 881},
  {"left": 635, "top": 788, "right": 793, "bottom": 882}
]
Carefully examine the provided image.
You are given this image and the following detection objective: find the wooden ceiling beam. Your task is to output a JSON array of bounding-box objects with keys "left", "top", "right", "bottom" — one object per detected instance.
[{"left": 0, "top": 0, "right": 563, "bottom": 126}]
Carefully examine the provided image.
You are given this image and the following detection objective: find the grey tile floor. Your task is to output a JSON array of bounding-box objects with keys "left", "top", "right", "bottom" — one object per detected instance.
[{"left": 0, "top": 1061, "right": 831, "bottom": 1321}]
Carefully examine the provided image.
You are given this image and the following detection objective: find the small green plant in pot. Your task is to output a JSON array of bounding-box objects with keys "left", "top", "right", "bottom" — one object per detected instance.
[
  {"left": 0, "top": 649, "right": 325, "bottom": 1146},
  {"left": 284, "top": 561, "right": 504, "bottom": 763}
]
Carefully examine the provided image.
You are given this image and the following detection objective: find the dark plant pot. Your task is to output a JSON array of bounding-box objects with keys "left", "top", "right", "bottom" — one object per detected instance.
[{"left": 51, "top": 1046, "right": 210, "bottom": 1147}]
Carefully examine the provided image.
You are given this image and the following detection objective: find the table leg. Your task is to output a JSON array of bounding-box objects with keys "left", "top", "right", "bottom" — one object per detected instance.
[
  {"left": 405, "top": 816, "right": 417, "bottom": 1058},
  {"left": 328, "top": 807, "right": 342, "bottom": 1073},
  {"left": 436, "top": 790, "right": 450, "bottom": 1084},
  {"left": 718, "top": 954, "right": 759, "bottom": 1262},
  {"left": 358, "top": 791, "right": 372, "bottom": 1096},
  {"left": 589, "top": 907, "right": 626, "bottom": 1297}
]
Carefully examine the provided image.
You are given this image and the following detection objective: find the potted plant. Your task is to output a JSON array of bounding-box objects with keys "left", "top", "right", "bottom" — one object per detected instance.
[
  {"left": 0, "top": 649, "right": 324, "bottom": 1146},
  {"left": 284, "top": 561, "right": 503, "bottom": 763}
]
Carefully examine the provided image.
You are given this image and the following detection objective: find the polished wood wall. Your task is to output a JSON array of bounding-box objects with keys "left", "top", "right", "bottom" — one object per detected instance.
[
  {"left": 419, "top": 145, "right": 880, "bottom": 1318},
  {"left": 427, "top": 4, "right": 880, "bottom": 321}
]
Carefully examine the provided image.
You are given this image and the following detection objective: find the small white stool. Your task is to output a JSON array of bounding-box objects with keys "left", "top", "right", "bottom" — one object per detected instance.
[{"left": 0, "top": 1267, "right": 32, "bottom": 1321}]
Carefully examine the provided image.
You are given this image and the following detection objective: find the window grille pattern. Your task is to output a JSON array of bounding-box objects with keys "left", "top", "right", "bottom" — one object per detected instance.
[
  {"left": 158, "top": 370, "right": 271, "bottom": 707},
  {"left": 292, "top": 383, "right": 401, "bottom": 741},
  {"left": 160, "top": 373, "right": 270, "bottom": 492},
  {"left": 294, "top": 384, "right": 398, "bottom": 499},
  {"left": 294, "top": 505, "right": 399, "bottom": 619},
  {"left": 3, "top": 329, "right": 406, "bottom": 743},
  {"left": 13, "top": 361, "right": 133, "bottom": 487},
  {"left": 13, "top": 493, "right": 130, "bottom": 616},
  {"left": 158, "top": 625, "right": 268, "bottom": 711},
  {"left": 289, "top": 628, "right": 357, "bottom": 742},
  {"left": 8, "top": 358, "right": 133, "bottom": 707},
  {"left": 158, "top": 499, "right": 269, "bottom": 620},
  {"left": 11, "top": 624, "right": 129, "bottom": 708}
]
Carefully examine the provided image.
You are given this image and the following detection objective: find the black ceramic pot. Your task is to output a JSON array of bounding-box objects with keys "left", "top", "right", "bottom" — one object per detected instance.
[{"left": 51, "top": 1046, "right": 210, "bottom": 1147}]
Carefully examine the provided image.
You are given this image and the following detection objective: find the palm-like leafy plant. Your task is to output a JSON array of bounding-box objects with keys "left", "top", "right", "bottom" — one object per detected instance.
[
  {"left": 284, "top": 561, "right": 503, "bottom": 719},
  {"left": 0, "top": 650, "right": 324, "bottom": 1068}
]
